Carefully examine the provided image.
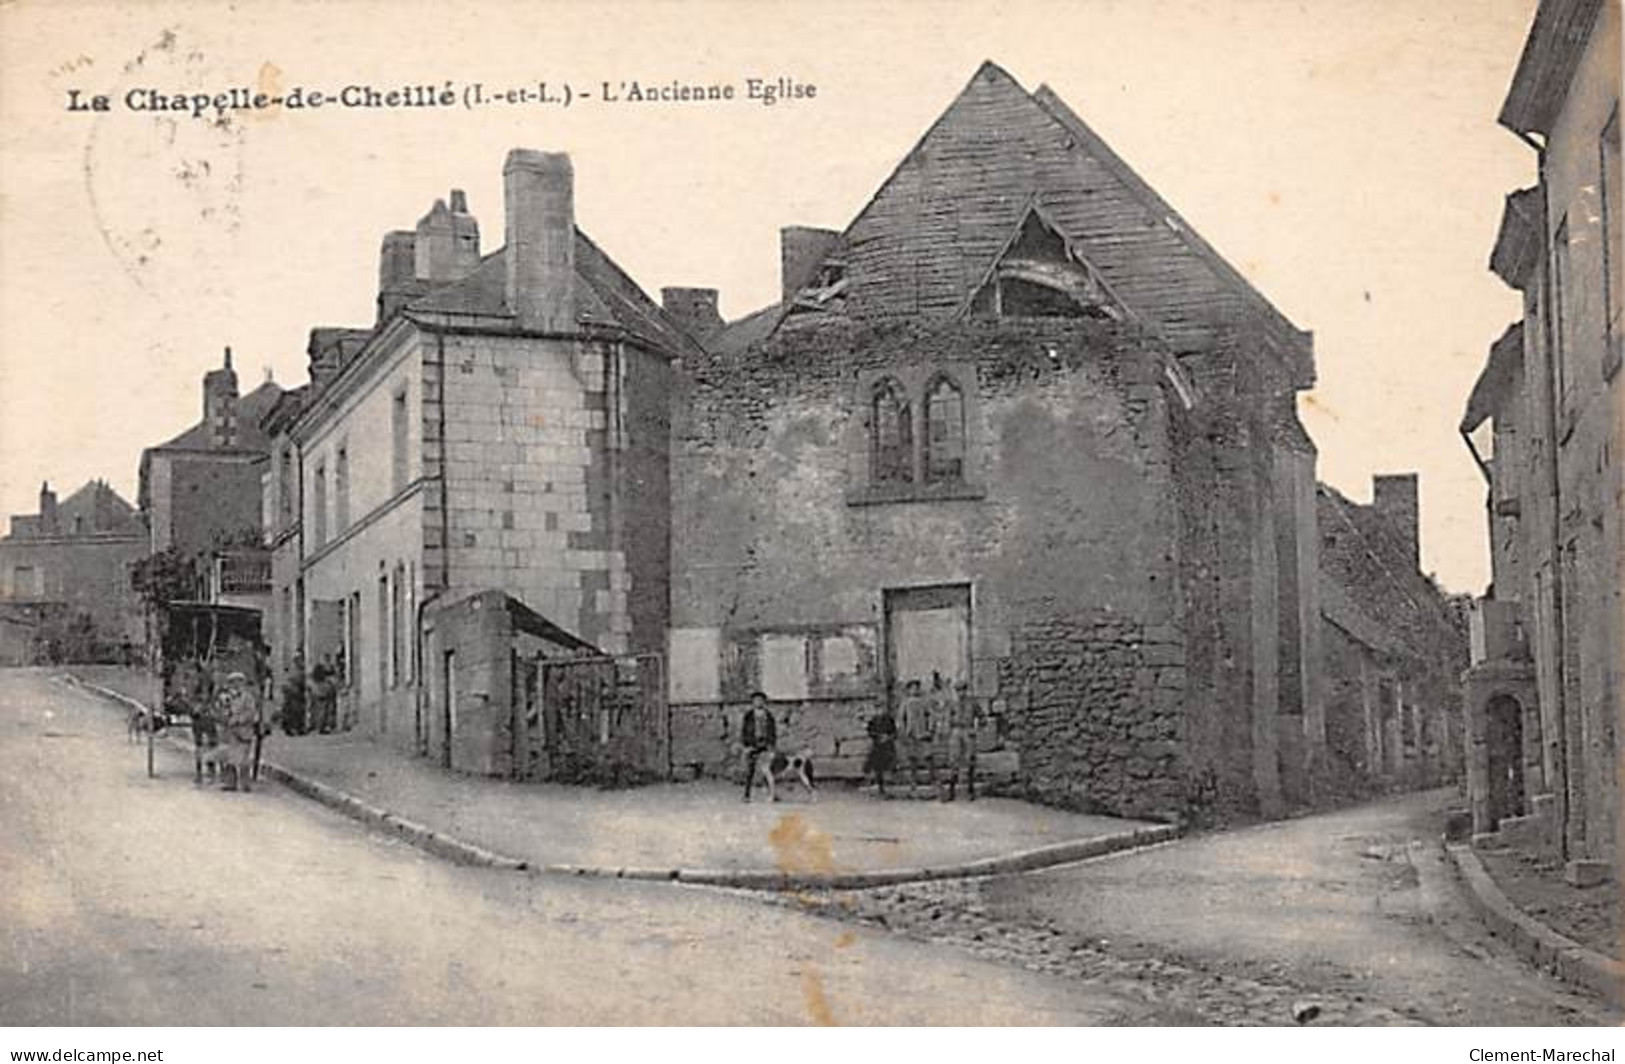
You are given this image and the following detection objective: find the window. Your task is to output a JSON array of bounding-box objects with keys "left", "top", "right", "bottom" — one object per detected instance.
[
  {"left": 1603, "top": 108, "right": 1622, "bottom": 376},
  {"left": 391, "top": 563, "right": 405, "bottom": 687},
  {"left": 279, "top": 447, "right": 295, "bottom": 527},
  {"left": 378, "top": 571, "right": 389, "bottom": 700},
  {"left": 335, "top": 443, "right": 351, "bottom": 531},
  {"left": 871, "top": 379, "right": 913, "bottom": 484},
  {"left": 391, "top": 386, "right": 410, "bottom": 494},
  {"left": 312, "top": 464, "right": 328, "bottom": 547},
  {"left": 347, "top": 590, "right": 361, "bottom": 693},
  {"left": 924, "top": 375, "right": 966, "bottom": 482}
]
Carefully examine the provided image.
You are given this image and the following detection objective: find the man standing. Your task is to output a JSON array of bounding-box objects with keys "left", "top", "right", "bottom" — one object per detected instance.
[
  {"left": 865, "top": 704, "right": 899, "bottom": 798},
  {"left": 213, "top": 672, "right": 260, "bottom": 793},
  {"left": 739, "top": 691, "right": 777, "bottom": 802},
  {"left": 942, "top": 681, "right": 977, "bottom": 802},
  {"left": 899, "top": 678, "right": 936, "bottom": 792}
]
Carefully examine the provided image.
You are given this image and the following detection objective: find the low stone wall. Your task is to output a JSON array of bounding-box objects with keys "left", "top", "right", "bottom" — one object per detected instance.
[{"left": 1002, "top": 617, "right": 1186, "bottom": 821}]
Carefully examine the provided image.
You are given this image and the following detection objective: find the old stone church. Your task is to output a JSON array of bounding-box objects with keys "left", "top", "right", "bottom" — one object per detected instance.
[{"left": 664, "top": 62, "right": 1325, "bottom": 821}]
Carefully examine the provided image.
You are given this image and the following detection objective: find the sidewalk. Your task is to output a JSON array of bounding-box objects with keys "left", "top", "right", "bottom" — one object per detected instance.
[
  {"left": 66, "top": 667, "right": 1174, "bottom": 888},
  {"left": 1476, "top": 846, "right": 1619, "bottom": 959}
]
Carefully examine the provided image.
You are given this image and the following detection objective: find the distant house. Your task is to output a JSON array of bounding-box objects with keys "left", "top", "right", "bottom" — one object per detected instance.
[
  {"left": 0, "top": 480, "right": 147, "bottom": 662},
  {"left": 138, "top": 347, "right": 281, "bottom": 558},
  {"left": 666, "top": 62, "right": 1324, "bottom": 821},
  {"left": 1316, "top": 477, "right": 1467, "bottom": 799},
  {"left": 1462, "top": 0, "right": 1620, "bottom": 880},
  {"left": 264, "top": 152, "right": 695, "bottom": 771}
]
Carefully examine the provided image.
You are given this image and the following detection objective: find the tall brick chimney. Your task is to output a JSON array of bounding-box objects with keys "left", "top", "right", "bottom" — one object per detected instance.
[
  {"left": 1372, "top": 473, "right": 1420, "bottom": 571},
  {"left": 415, "top": 190, "right": 481, "bottom": 282},
  {"left": 377, "top": 230, "right": 417, "bottom": 323},
  {"left": 780, "top": 226, "right": 841, "bottom": 301},
  {"left": 661, "top": 287, "right": 723, "bottom": 341},
  {"left": 203, "top": 346, "right": 240, "bottom": 448},
  {"left": 504, "top": 150, "right": 575, "bottom": 331},
  {"left": 38, "top": 481, "right": 57, "bottom": 533}
]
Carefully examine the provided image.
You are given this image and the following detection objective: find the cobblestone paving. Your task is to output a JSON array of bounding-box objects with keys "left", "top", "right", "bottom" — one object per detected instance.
[{"left": 765, "top": 879, "right": 1429, "bottom": 1026}]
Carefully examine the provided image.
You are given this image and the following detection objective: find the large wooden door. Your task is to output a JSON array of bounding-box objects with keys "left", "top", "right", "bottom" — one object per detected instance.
[{"left": 884, "top": 585, "right": 971, "bottom": 714}]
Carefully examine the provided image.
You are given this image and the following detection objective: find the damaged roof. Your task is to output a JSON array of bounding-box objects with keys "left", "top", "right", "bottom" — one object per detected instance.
[{"left": 727, "top": 61, "right": 1313, "bottom": 387}]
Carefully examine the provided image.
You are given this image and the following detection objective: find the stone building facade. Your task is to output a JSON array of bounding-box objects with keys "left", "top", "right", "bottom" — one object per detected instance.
[
  {"left": 1316, "top": 477, "right": 1468, "bottom": 800},
  {"left": 666, "top": 63, "right": 1324, "bottom": 822},
  {"left": 267, "top": 150, "right": 693, "bottom": 769},
  {"left": 0, "top": 480, "right": 147, "bottom": 661},
  {"left": 1461, "top": 0, "right": 1621, "bottom": 880}
]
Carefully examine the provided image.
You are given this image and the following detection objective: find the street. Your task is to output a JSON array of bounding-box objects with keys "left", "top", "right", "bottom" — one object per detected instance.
[
  {"left": 0, "top": 669, "right": 1162, "bottom": 1025},
  {"left": 0, "top": 668, "right": 1614, "bottom": 1026}
]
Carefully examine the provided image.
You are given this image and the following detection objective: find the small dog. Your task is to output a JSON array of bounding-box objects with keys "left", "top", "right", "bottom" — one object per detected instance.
[
  {"left": 126, "top": 705, "right": 168, "bottom": 743},
  {"left": 752, "top": 748, "right": 817, "bottom": 802}
]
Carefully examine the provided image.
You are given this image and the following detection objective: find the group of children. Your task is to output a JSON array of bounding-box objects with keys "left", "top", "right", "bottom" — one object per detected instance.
[{"left": 864, "top": 674, "right": 978, "bottom": 801}]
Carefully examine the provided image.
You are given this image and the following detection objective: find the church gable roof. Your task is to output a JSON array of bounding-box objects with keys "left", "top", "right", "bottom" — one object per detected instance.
[{"left": 764, "top": 61, "right": 1312, "bottom": 387}]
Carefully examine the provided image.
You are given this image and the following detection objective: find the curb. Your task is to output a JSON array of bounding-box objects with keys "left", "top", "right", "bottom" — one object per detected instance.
[
  {"left": 65, "top": 671, "right": 1183, "bottom": 891},
  {"left": 65, "top": 674, "right": 532, "bottom": 873},
  {"left": 1448, "top": 843, "right": 1623, "bottom": 1005},
  {"left": 531, "top": 823, "right": 1182, "bottom": 892}
]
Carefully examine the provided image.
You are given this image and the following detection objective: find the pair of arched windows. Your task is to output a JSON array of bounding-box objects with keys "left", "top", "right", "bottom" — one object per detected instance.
[{"left": 871, "top": 375, "right": 966, "bottom": 486}]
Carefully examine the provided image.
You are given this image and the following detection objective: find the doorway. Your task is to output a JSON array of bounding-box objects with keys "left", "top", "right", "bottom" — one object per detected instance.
[
  {"left": 1486, "top": 693, "right": 1525, "bottom": 828},
  {"left": 883, "top": 584, "right": 972, "bottom": 715}
]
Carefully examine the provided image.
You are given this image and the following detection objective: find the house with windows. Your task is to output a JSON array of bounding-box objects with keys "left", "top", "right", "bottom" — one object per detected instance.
[
  {"left": 664, "top": 62, "right": 1326, "bottom": 821},
  {"left": 265, "top": 149, "right": 696, "bottom": 771},
  {"left": 1460, "top": 0, "right": 1620, "bottom": 882},
  {"left": 0, "top": 480, "right": 147, "bottom": 663},
  {"left": 139, "top": 348, "right": 282, "bottom": 558}
]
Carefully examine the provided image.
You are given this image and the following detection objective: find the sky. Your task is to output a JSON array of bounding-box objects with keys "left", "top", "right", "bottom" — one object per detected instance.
[{"left": 0, "top": 0, "right": 1538, "bottom": 592}]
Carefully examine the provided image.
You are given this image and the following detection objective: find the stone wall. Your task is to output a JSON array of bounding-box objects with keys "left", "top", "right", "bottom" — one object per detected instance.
[
  {"left": 163, "top": 455, "right": 265, "bottom": 555},
  {"left": 423, "top": 330, "right": 669, "bottom": 656},
  {"left": 672, "top": 316, "right": 1197, "bottom": 820}
]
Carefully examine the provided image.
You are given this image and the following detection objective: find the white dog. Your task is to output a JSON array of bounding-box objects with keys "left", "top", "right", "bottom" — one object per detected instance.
[{"left": 752, "top": 748, "right": 817, "bottom": 802}]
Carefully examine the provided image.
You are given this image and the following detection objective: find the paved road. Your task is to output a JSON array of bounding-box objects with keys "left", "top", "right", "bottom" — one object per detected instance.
[
  {"left": 974, "top": 790, "right": 1618, "bottom": 1025},
  {"left": 0, "top": 668, "right": 1159, "bottom": 1025}
]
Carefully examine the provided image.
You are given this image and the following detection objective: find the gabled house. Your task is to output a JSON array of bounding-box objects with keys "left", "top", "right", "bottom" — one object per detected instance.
[
  {"left": 665, "top": 62, "right": 1323, "bottom": 821},
  {"left": 1461, "top": 0, "right": 1620, "bottom": 880},
  {"left": 0, "top": 479, "right": 147, "bottom": 661},
  {"left": 267, "top": 150, "right": 697, "bottom": 774},
  {"left": 139, "top": 347, "right": 282, "bottom": 558}
]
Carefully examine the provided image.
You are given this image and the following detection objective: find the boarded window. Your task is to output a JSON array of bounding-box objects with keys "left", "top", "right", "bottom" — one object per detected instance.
[
  {"left": 871, "top": 379, "right": 913, "bottom": 485},
  {"left": 759, "top": 634, "right": 809, "bottom": 701},
  {"left": 924, "top": 375, "right": 966, "bottom": 482},
  {"left": 668, "top": 627, "right": 721, "bottom": 702}
]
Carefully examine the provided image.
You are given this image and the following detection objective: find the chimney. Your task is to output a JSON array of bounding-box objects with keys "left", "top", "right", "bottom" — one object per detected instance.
[
  {"left": 203, "top": 346, "right": 240, "bottom": 448},
  {"left": 414, "top": 190, "right": 481, "bottom": 283},
  {"left": 307, "top": 331, "right": 341, "bottom": 391},
  {"left": 377, "top": 230, "right": 417, "bottom": 323},
  {"left": 38, "top": 481, "right": 57, "bottom": 533},
  {"left": 780, "top": 226, "right": 841, "bottom": 302},
  {"left": 661, "top": 287, "right": 723, "bottom": 341},
  {"left": 1372, "top": 473, "right": 1420, "bottom": 571},
  {"left": 504, "top": 149, "right": 575, "bottom": 331}
]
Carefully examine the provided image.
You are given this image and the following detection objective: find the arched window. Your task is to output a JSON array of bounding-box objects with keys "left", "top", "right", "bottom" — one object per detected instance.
[
  {"left": 871, "top": 379, "right": 913, "bottom": 484},
  {"left": 924, "top": 375, "right": 965, "bottom": 483}
]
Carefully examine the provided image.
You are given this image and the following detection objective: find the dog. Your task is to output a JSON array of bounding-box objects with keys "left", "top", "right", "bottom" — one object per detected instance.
[
  {"left": 126, "top": 705, "right": 168, "bottom": 743},
  {"left": 752, "top": 748, "right": 817, "bottom": 803}
]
